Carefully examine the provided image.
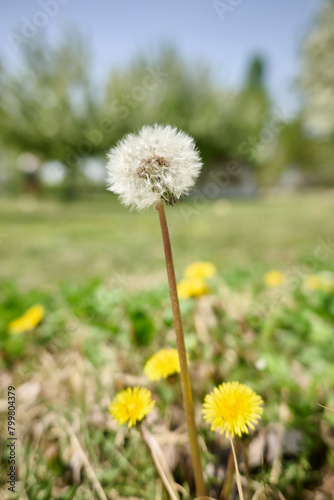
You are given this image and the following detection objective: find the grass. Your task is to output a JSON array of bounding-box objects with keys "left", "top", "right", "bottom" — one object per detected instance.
[
  {"left": 1, "top": 191, "right": 334, "bottom": 500},
  {"left": 1, "top": 191, "right": 333, "bottom": 290}
]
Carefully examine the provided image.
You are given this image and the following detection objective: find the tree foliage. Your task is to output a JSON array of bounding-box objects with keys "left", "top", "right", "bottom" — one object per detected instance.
[
  {"left": 1, "top": 22, "right": 333, "bottom": 192},
  {"left": 299, "top": 0, "right": 334, "bottom": 137}
]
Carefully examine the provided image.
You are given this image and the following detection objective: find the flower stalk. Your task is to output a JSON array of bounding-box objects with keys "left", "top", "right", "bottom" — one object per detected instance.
[{"left": 156, "top": 201, "right": 206, "bottom": 497}]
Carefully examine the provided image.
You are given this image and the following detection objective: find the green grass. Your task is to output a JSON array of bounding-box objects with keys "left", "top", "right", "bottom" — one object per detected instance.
[
  {"left": 1, "top": 191, "right": 333, "bottom": 290},
  {"left": 1, "top": 191, "right": 334, "bottom": 499}
]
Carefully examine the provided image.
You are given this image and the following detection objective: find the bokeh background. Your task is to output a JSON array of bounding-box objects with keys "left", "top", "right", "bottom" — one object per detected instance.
[{"left": 1, "top": 1, "right": 334, "bottom": 499}]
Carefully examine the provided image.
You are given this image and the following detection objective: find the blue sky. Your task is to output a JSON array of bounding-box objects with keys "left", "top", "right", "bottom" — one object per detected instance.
[{"left": 0, "top": 0, "right": 323, "bottom": 111}]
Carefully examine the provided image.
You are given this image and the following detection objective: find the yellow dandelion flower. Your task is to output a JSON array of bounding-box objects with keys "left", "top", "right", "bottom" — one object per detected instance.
[
  {"left": 304, "top": 272, "right": 334, "bottom": 293},
  {"left": 144, "top": 348, "right": 181, "bottom": 381},
  {"left": 304, "top": 274, "right": 322, "bottom": 291},
  {"left": 177, "top": 277, "right": 209, "bottom": 299},
  {"left": 185, "top": 261, "right": 216, "bottom": 280},
  {"left": 109, "top": 387, "right": 155, "bottom": 428},
  {"left": 9, "top": 305, "right": 45, "bottom": 335},
  {"left": 319, "top": 272, "right": 334, "bottom": 293},
  {"left": 264, "top": 270, "right": 285, "bottom": 288},
  {"left": 202, "top": 381, "right": 263, "bottom": 438}
]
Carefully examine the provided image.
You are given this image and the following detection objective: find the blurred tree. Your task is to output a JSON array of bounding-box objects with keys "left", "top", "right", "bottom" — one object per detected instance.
[
  {"left": 102, "top": 47, "right": 229, "bottom": 162},
  {"left": 0, "top": 38, "right": 278, "bottom": 194},
  {"left": 229, "top": 55, "right": 271, "bottom": 166},
  {"left": 260, "top": 118, "right": 314, "bottom": 185},
  {"left": 245, "top": 56, "right": 265, "bottom": 88},
  {"left": 103, "top": 49, "right": 271, "bottom": 171},
  {"left": 0, "top": 31, "right": 101, "bottom": 197},
  {"left": 299, "top": 0, "right": 334, "bottom": 138},
  {"left": 296, "top": 0, "right": 334, "bottom": 184}
]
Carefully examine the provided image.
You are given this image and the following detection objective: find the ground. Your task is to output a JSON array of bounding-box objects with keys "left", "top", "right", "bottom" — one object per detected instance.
[
  {"left": 1, "top": 191, "right": 333, "bottom": 289},
  {"left": 0, "top": 191, "right": 334, "bottom": 500}
]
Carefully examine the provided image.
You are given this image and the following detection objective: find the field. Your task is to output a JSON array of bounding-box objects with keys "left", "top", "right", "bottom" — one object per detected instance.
[
  {"left": 1, "top": 192, "right": 333, "bottom": 288},
  {"left": 1, "top": 192, "right": 334, "bottom": 500}
]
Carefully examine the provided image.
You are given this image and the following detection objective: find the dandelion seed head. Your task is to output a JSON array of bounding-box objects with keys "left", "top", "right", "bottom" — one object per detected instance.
[{"left": 106, "top": 124, "right": 203, "bottom": 210}]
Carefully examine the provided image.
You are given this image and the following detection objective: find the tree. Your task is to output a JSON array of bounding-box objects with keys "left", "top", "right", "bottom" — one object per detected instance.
[
  {"left": 297, "top": 0, "right": 334, "bottom": 184},
  {"left": 299, "top": 0, "right": 334, "bottom": 137},
  {"left": 103, "top": 49, "right": 270, "bottom": 168},
  {"left": 0, "top": 39, "right": 273, "bottom": 193},
  {"left": 0, "top": 31, "right": 101, "bottom": 197},
  {"left": 227, "top": 56, "right": 271, "bottom": 166},
  {"left": 102, "top": 47, "right": 228, "bottom": 162}
]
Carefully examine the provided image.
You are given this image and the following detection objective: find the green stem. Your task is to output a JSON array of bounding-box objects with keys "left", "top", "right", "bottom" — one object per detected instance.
[{"left": 156, "top": 201, "right": 206, "bottom": 497}]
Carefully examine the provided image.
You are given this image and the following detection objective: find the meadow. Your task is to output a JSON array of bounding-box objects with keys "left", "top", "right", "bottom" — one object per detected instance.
[
  {"left": 1, "top": 192, "right": 333, "bottom": 288},
  {"left": 1, "top": 191, "right": 334, "bottom": 500}
]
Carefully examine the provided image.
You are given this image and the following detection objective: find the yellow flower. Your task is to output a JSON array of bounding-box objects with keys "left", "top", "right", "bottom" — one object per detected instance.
[
  {"left": 144, "top": 348, "right": 181, "bottom": 381},
  {"left": 109, "top": 387, "right": 155, "bottom": 428},
  {"left": 264, "top": 270, "right": 285, "bottom": 288},
  {"left": 9, "top": 305, "right": 45, "bottom": 335},
  {"left": 185, "top": 261, "right": 216, "bottom": 280},
  {"left": 177, "top": 277, "right": 209, "bottom": 299},
  {"left": 304, "top": 272, "right": 334, "bottom": 293},
  {"left": 304, "top": 274, "right": 322, "bottom": 291},
  {"left": 202, "top": 382, "right": 263, "bottom": 438},
  {"left": 320, "top": 272, "right": 334, "bottom": 293}
]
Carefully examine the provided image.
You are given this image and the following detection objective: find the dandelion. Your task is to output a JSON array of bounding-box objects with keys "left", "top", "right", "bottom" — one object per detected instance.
[
  {"left": 109, "top": 387, "right": 155, "bottom": 428},
  {"left": 9, "top": 305, "right": 45, "bottom": 334},
  {"left": 320, "top": 272, "right": 334, "bottom": 292},
  {"left": 304, "top": 274, "right": 322, "bottom": 291},
  {"left": 185, "top": 261, "right": 216, "bottom": 280},
  {"left": 106, "top": 124, "right": 202, "bottom": 210},
  {"left": 264, "top": 270, "right": 285, "bottom": 288},
  {"left": 144, "top": 348, "right": 181, "bottom": 381},
  {"left": 304, "top": 272, "right": 334, "bottom": 293},
  {"left": 106, "top": 124, "right": 206, "bottom": 495},
  {"left": 202, "top": 382, "right": 263, "bottom": 438},
  {"left": 177, "top": 277, "right": 210, "bottom": 299}
]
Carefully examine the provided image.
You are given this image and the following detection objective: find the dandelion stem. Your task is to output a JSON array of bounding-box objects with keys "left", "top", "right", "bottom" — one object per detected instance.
[
  {"left": 220, "top": 450, "right": 234, "bottom": 500},
  {"left": 156, "top": 201, "right": 206, "bottom": 497},
  {"left": 226, "top": 431, "right": 244, "bottom": 500}
]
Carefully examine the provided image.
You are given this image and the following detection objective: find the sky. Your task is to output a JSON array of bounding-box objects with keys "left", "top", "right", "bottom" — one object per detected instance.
[{"left": 0, "top": 0, "right": 323, "bottom": 112}]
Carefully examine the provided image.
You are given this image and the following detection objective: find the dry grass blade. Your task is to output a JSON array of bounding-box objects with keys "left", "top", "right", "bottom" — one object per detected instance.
[
  {"left": 61, "top": 418, "right": 108, "bottom": 500},
  {"left": 270, "top": 392, "right": 289, "bottom": 485},
  {"left": 194, "top": 497, "right": 217, "bottom": 499},
  {"left": 251, "top": 485, "right": 286, "bottom": 500},
  {"left": 316, "top": 403, "right": 334, "bottom": 412},
  {"left": 140, "top": 424, "right": 181, "bottom": 500}
]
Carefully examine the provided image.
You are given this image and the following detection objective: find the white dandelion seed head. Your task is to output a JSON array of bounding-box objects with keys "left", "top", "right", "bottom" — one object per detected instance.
[{"left": 106, "top": 124, "right": 203, "bottom": 210}]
